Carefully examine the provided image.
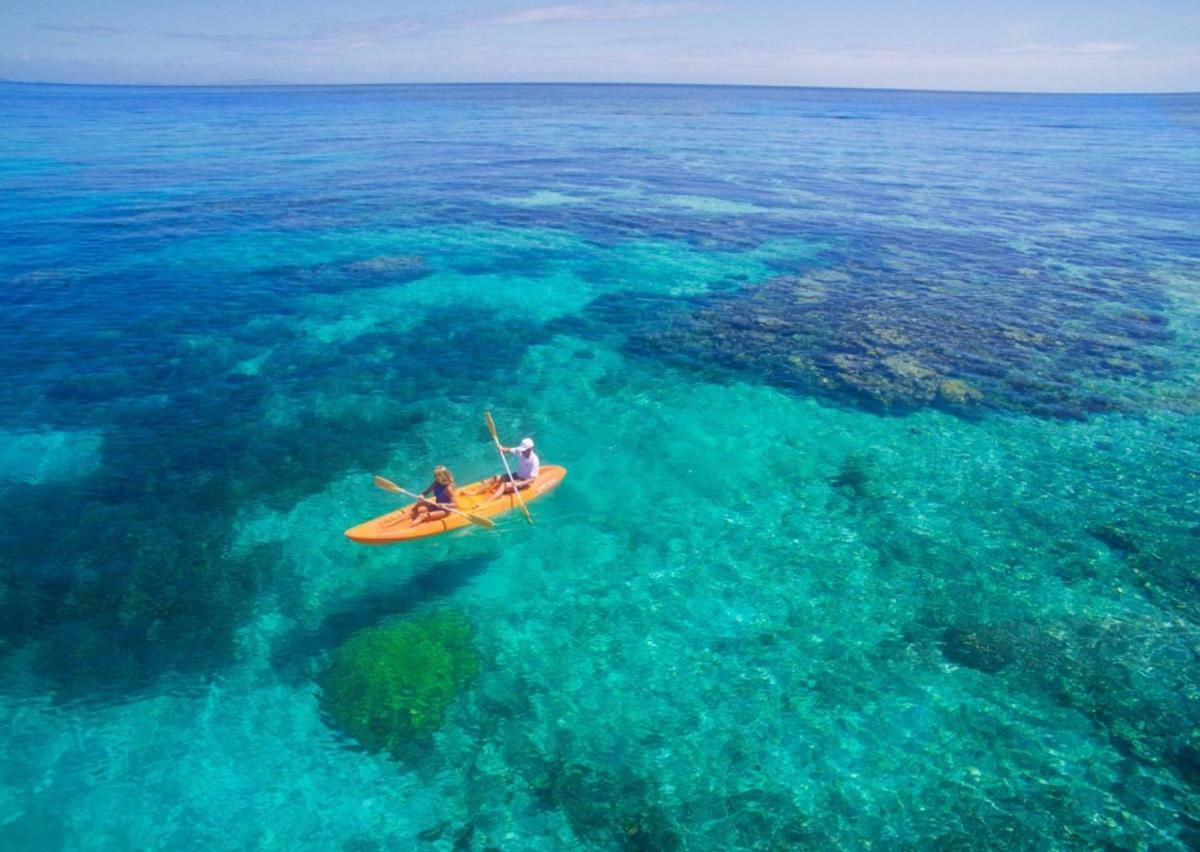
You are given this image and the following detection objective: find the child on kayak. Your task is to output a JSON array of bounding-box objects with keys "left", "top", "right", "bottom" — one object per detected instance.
[
  {"left": 409, "top": 465, "right": 457, "bottom": 526},
  {"left": 485, "top": 437, "right": 540, "bottom": 503}
]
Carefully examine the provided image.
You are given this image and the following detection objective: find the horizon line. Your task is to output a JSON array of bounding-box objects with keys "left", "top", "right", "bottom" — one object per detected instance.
[{"left": 2, "top": 78, "right": 1197, "bottom": 97}]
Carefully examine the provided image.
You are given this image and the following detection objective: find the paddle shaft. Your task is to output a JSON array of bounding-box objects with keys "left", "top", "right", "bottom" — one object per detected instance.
[{"left": 485, "top": 411, "right": 534, "bottom": 524}]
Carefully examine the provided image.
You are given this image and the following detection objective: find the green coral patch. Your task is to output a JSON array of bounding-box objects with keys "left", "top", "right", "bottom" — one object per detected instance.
[{"left": 317, "top": 611, "right": 479, "bottom": 755}]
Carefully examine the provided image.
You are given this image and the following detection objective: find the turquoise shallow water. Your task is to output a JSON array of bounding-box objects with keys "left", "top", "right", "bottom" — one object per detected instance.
[{"left": 1, "top": 83, "right": 1200, "bottom": 849}]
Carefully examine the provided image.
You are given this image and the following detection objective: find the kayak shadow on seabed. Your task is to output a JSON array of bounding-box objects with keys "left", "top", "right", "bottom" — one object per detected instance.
[{"left": 268, "top": 552, "right": 498, "bottom": 682}]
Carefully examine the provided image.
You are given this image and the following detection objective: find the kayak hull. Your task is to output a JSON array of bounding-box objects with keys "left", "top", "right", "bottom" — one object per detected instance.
[{"left": 345, "top": 465, "right": 567, "bottom": 544}]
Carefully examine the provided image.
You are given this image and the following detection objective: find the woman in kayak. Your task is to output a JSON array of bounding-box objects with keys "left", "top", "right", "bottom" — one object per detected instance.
[
  {"left": 484, "top": 437, "right": 540, "bottom": 503},
  {"left": 409, "top": 465, "right": 458, "bottom": 526}
]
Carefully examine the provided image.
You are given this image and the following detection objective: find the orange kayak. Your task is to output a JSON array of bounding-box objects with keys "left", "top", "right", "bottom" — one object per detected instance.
[{"left": 345, "top": 465, "right": 567, "bottom": 544}]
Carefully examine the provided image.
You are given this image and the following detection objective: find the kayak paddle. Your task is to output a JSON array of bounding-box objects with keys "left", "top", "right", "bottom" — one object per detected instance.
[
  {"left": 372, "top": 476, "right": 495, "bottom": 529},
  {"left": 484, "top": 411, "right": 534, "bottom": 525}
]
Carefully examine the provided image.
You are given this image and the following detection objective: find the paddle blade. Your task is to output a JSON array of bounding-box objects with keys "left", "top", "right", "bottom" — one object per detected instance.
[
  {"left": 466, "top": 513, "right": 496, "bottom": 529},
  {"left": 518, "top": 503, "right": 534, "bottom": 525},
  {"left": 484, "top": 410, "right": 499, "bottom": 442},
  {"left": 373, "top": 475, "right": 404, "bottom": 494}
]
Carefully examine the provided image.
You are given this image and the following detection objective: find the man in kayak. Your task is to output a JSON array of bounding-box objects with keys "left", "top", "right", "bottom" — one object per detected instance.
[
  {"left": 484, "top": 437, "right": 539, "bottom": 503},
  {"left": 409, "top": 465, "right": 458, "bottom": 526}
]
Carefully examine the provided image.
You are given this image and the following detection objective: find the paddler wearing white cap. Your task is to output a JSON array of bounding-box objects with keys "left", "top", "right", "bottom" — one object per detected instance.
[{"left": 484, "top": 436, "right": 540, "bottom": 503}]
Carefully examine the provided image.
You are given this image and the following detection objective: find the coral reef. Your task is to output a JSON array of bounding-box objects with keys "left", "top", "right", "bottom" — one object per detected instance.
[
  {"left": 941, "top": 624, "right": 1027, "bottom": 674},
  {"left": 317, "top": 611, "right": 479, "bottom": 755},
  {"left": 1087, "top": 523, "right": 1140, "bottom": 554},
  {"left": 828, "top": 456, "right": 872, "bottom": 500},
  {"left": 259, "top": 254, "right": 430, "bottom": 293},
  {"left": 539, "top": 762, "right": 682, "bottom": 851},
  {"left": 566, "top": 248, "right": 1175, "bottom": 419},
  {"left": 941, "top": 617, "right": 1200, "bottom": 789}
]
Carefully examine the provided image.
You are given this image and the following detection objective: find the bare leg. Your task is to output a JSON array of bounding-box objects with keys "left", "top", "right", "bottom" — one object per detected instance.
[
  {"left": 485, "top": 479, "right": 514, "bottom": 504},
  {"left": 411, "top": 502, "right": 454, "bottom": 526},
  {"left": 409, "top": 500, "right": 443, "bottom": 526},
  {"left": 485, "top": 478, "right": 530, "bottom": 505}
]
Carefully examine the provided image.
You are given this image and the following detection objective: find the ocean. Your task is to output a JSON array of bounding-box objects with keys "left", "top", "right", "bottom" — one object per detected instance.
[{"left": 1, "top": 82, "right": 1199, "bottom": 849}]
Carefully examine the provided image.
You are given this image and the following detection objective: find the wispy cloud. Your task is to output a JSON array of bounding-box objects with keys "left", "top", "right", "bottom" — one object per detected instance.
[
  {"left": 156, "top": 18, "right": 432, "bottom": 52},
  {"left": 40, "top": 24, "right": 133, "bottom": 37},
  {"left": 154, "top": 30, "right": 257, "bottom": 48},
  {"left": 495, "top": 3, "right": 703, "bottom": 25},
  {"left": 36, "top": 5, "right": 705, "bottom": 57},
  {"left": 999, "top": 41, "right": 1139, "bottom": 55},
  {"left": 39, "top": 17, "right": 434, "bottom": 53}
]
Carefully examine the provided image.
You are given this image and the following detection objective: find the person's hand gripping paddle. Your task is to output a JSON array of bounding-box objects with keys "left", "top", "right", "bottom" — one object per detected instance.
[{"left": 484, "top": 411, "right": 533, "bottom": 525}]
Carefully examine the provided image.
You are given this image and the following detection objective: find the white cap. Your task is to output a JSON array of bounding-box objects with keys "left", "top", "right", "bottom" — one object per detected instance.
[{"left": 517, "top": 437, "right": 535, "bottom": 452}]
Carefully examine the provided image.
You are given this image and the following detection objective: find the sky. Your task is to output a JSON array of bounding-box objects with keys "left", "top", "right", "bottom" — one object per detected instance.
[{"left": 1, "top": 0, "right": 1197, "bottom": 92}]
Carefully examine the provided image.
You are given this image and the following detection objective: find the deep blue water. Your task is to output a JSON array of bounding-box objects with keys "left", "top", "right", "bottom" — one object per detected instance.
[{"left": 2, "top": 82, "right": 1199, "bottom": 849}]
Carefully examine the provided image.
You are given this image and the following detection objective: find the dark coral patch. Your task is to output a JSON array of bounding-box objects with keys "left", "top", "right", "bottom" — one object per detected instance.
[
  {"left": 566, "top": 245, "right": 1175, "bottom": 419},
  {"left": 1087, "top": 524, "right": 1140, "bottom": 554},
  {"left": 941, "top": 617, "right": 1200, "bottom": 790},
  {"left": 258, "top": 254, "right": 431, "bottom": 293},
  {"left": 538, "top": 762, "right": 682, "bottom": 851},
  {"left": 941, "top": 625, "right": 1020, "bottom": 674},
  {"left": 1171, "top": 743, "right": 1200, "bottom": 789},
  {"left": 317, "top": 610, "right": 479, "bottom": 757},
  {"left": 829, "top": 456, "right": 871, "bottom": 499}
]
